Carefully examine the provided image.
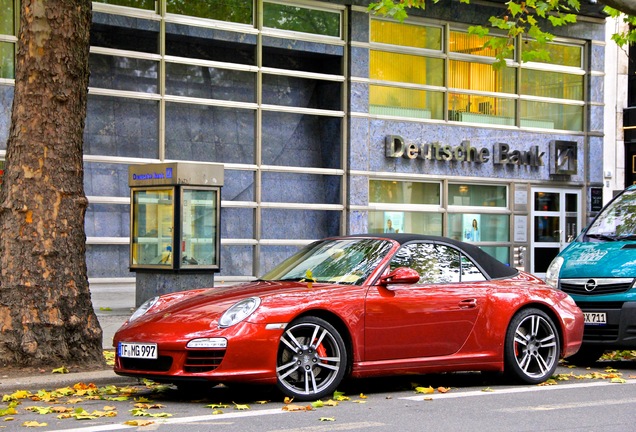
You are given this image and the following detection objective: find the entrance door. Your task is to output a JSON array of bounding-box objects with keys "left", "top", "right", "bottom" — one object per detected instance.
[{"left": 530, "top": 188, "right": 582, "bottom": 277}]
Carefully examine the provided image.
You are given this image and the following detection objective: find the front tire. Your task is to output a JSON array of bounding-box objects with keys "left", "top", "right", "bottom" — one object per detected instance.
[
  {"left": 276, "top": 317, "right": 347, "bottom": 401},
  {"left": 504, "top": 308, "right": 560, "bottom": 384}
]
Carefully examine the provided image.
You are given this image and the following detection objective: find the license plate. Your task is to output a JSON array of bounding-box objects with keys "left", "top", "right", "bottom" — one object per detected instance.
[
  {"left": 118, "top": 342, "right": 158, "bottom": 359},
  {"left": 583, "top": 312, "right": 606, "bottom": 325}
]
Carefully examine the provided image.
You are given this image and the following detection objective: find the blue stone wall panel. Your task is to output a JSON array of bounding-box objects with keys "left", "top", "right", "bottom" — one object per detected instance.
[{"left": 0, "top": 85, "right": 12, "bottom": 149}]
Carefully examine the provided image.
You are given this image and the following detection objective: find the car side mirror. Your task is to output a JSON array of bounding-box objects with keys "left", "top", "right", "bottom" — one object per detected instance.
[{"left": 380, "top": 267, "right": 420, "bottom": 286}]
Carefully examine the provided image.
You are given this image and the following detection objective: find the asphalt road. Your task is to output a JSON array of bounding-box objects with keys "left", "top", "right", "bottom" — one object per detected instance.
[{"left": 3, "top": 360, "right": 635, "bottom": 432}]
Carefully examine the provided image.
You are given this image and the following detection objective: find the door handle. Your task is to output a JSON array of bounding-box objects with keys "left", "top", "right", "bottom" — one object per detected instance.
[{"left": 459, "top": 299, "right": 477, "bottom": 308}]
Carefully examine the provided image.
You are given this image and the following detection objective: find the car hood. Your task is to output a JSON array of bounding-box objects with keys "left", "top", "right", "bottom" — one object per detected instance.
[
  {"left": 559, "top": 241, "right": 636, "bottom": 278},
  {"left": 114, "top": 280, "right": 353, "bottom": 341}
]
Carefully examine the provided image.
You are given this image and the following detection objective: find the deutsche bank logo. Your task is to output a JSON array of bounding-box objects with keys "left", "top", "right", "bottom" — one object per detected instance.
[
  {"left": 166, "top": 168, "right": 173, "bottom": 179},
  {"left": 550, "top": 141, "right": 577, "bottom": 175}
]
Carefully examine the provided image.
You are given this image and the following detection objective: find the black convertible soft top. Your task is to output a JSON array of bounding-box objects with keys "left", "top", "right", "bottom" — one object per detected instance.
[{"left": 349, "top": 233, "right": 519, "bottom": 280}]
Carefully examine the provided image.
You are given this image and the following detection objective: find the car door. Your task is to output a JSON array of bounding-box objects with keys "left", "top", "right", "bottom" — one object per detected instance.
[{"left": 364, "top": 241, "right": 488, "bottom": 361}]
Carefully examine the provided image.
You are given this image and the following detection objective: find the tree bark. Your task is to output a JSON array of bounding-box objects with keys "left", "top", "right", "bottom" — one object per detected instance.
[{"left": 0, "top": 0, "right": 103, "bottom": 368}]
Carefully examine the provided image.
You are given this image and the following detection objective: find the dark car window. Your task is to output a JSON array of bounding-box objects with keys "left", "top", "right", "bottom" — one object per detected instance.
[{"left": 390, "top": 243, "right": 485, "bottom": 283}]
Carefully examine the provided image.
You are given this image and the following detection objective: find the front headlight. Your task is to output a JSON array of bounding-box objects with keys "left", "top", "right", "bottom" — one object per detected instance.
[
  {"left": 545, "top": 256, "right": 563, "bottom": 288},
  {"left": 219, "top": 297, "right": 261, "bottom": 328},
  {"left": 129, "top": 296, "right": 159, "bottom": 322}
]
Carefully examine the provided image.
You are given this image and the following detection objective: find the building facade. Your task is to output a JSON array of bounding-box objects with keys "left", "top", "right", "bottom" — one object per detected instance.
[{"left": 0, "top": 0, "right": 609, "bottom": 286}]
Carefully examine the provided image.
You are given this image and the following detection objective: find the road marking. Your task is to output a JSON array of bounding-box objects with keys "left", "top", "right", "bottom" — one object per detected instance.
[
  {"left": 46, "top": 408, "right": 286, "bottom": 432},
  {"left": 399, "top": 379, "right": 636, "bottom": 401},
  {"left": 496, "top": 397, "right": 636, "bottom": 412},
  {"left": 267, "top": 421, "right": 386, "bottom": 432}
]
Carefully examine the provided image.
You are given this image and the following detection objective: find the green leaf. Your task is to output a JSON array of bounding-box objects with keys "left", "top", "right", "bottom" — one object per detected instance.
[{"left": 508, "top": 2, "right": 523, "bottom": 17}]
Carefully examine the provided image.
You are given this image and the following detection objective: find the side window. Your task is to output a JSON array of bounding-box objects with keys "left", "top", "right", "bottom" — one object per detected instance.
[
  {"left": 461, "top": 255, "right": 486, "bottom": 282},
  {"left": 390, "top": 242, "right": 485, "bottom": 283}
]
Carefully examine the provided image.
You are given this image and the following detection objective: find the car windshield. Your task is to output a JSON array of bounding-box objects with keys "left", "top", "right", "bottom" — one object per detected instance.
[
  {"left": 261, "top": 238, "right": 394, "bottom": 285},
  {"left": 587, "top": 189, "right": 636, "bottom": 240}
]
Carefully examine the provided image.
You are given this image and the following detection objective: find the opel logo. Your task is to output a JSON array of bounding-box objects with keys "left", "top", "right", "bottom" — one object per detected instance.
[{"left": 584, "top": 279, "right": 598, "bottom": 292}]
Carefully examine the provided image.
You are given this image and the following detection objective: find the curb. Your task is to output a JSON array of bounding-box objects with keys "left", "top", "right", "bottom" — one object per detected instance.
[{"left": 0, "top": 369, "right": 138, "bottom": 394}]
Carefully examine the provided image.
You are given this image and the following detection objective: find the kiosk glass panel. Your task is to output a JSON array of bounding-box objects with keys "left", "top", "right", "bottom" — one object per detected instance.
[
  {"left": 131, "top": 188, "right": 175, "bottom": 268},
  {"left": 180, "top": 188, "right": 219, "bottom": 269}
]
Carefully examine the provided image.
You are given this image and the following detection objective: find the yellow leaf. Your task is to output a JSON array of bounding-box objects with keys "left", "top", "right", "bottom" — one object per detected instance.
[
  {"left": 22, "top": 421, "right": 48, "bottom": 427},
  {"left": 206, "top": 403, "right": 229, "bottom": 409},
  {"left": 50, "top": 406, "right": 73, "bottom": 413},
  {"left": 103, "top": 351, "right": 116, "bottom": 366},
  {"left": 3, "top": 417, "right": 14, "bottom": 421},
  {"left": 437, "top": 387, "right": 451, "bottom": 393},
  {"left": 319, "top": 417, "right": 336, "bottom": 422},
  {"left": 103, "top": 406, "right": 117, "bottom": 412},
  {"left": 283, "top": 397, "right": 294, "bottom": 404},
  {"left": 52, "top": 366, "right": 69, "bottom": 374},
  {"left": 10, "top": 390, "right": 31, "bottom": 400},
  {"left": 212, "top": 409, "right": 223, "bottom": 415},
  {"left": 124, "top": 420, "right": 154, "bottom": 426},
  {"left": 234, "top": 403, "right": 250, "bottom": 411},
  {"left": 359, "top": 393, "right": 368, "bottom": 399},
  {"left": 53, "top": 387, "right": 74, "bottom": 396},
  {"left": 26, "top": 406, "right": 51, "bottom": 415},
  {"left": 323, "top": 400, "right": 339, "bottom": 406},
  {"left": 482, "top": 387, "right": 495, "bottom": 392},
  {"left": 333, "top": 391, "right": 349, "bottom": 401},
  {"left": 282, "top": 404, "right": 313, "bottom": 412},
  {"left": 311, "top": 400, "right": 324, "bottom": 408},
  {"left": 610, "top": 378, "right": 627, "bottom": 384},
  {"left": 255, "top": 400, "right": 269, "bottom": 405},
  {"left": 415, "top": 386, "right": 434, "bottom": 394}
]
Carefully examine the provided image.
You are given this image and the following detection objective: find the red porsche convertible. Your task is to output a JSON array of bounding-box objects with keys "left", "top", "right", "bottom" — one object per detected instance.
[{"left": 113, "top": 234, "right": 583, "bottom": 400}]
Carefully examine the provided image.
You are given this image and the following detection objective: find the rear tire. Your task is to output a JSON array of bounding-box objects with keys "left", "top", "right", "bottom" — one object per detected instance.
[{"left": 504, "top": 308, "right": 560, "bottom": 384}]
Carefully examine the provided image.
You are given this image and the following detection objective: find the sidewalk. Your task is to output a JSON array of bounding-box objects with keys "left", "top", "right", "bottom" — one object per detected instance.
[
  {"left": 97, "top": 307, "right": 132, "bottom": 350},
  {"left": 0, "top": 309, "right": 138, "bottom": 394},
  {"left": 0, "top": 369, "right": 137, "bottom": 394}
]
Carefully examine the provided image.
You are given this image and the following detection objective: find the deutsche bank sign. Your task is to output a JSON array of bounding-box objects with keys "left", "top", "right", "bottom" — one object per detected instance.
[{"left": 385, "top": 135, "right": 546, "bottom": 167}]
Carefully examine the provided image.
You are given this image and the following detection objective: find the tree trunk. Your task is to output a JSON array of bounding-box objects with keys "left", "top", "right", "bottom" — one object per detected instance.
[{"left": 0, "top": 0, "right": 103, "bottom": 368}]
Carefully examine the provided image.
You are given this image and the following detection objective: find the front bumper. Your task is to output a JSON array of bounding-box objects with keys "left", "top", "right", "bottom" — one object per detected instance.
[
  {"left": 577, "top": 301, "right": 636, "bottom": 348},
  {"left": 113, "top": 321, "right": 283, "bottom": 385}
]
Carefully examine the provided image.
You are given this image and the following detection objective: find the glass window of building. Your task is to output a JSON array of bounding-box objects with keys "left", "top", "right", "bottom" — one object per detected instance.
[
  {"left": 263, "top": 2, "right": 341, "bottom": 37},
  {"left": 370, "top": 20, "right": 442, "bottom": 50},
  {"left": 369, "top": 180, "right": 442, "bottom": 235},
  {"left": 0, "top": 0, "right": 15, "bottom": 79},
  {"left": 370, "top": 180, "right": 440, "bottom": 205},
  {"left": 94, "top": 0, "right": 155, "bottom": 10},
  {"left": 369, "top": 18, "right": 586, "bottom": 131},
  {"left": 369, "top": 21, "right": 443, "bottom": 119},
  {"left": 447, "top": 184, "right": 510, "bottom": 264},
  {"left": 167, "top": 0, "right": 253, "bottom": 25},
  {"left": 448, "top": 184, "right": 507, "bottom": 207}
]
